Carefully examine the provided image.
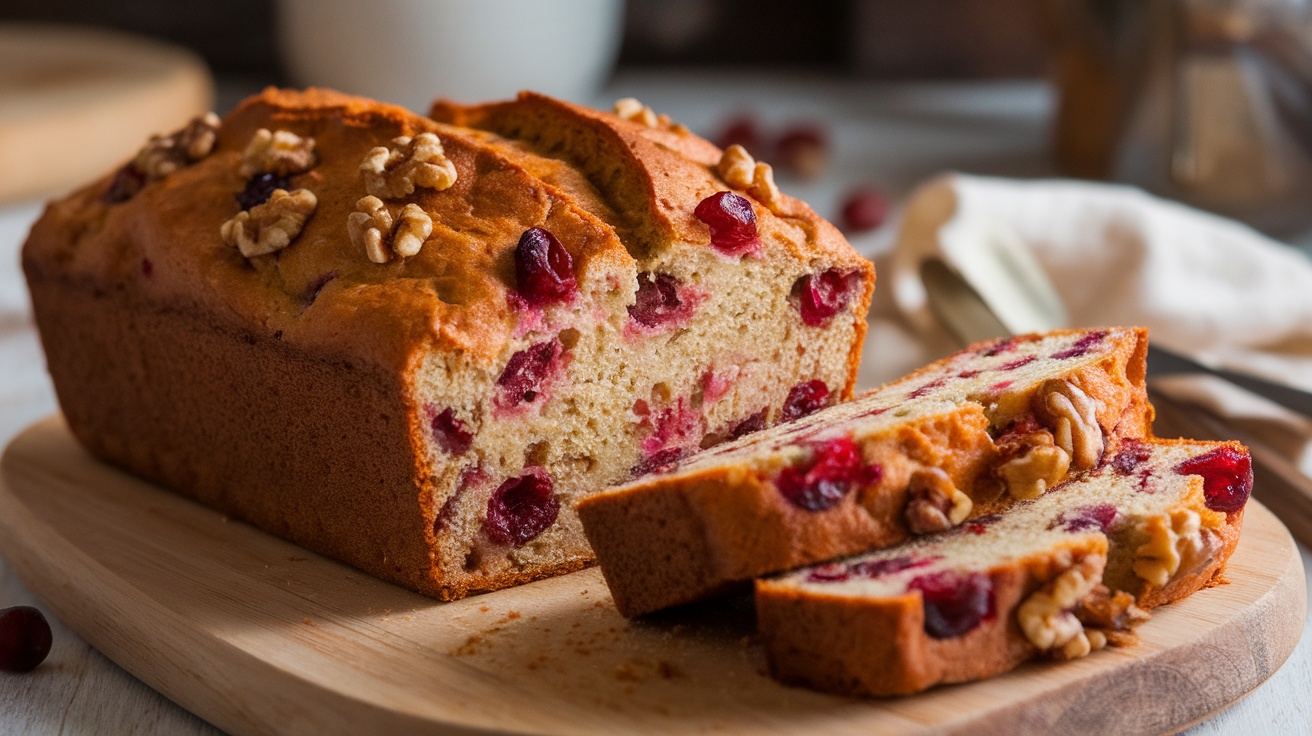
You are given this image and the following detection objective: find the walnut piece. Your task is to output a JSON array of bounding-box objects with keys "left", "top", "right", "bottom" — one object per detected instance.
[
  {"left": 614, "top": 97, "right": 659, "bottom": 127},
  {"left": 240, "top": 128, "right": 317, "bottom": 177},
  {"left": 1017, "top": 554, "right": 1104, "bottom": 659},
  {"left": 713, "top": 144, "right": 785, "bottom": 215},
  {"left": 994, "top": 429, "right": 1072, "bottom": 500},
  {"left": 904, "top": 467, "right": 973, "bottom": 534},
  {"left": 1075, "top": 584, "right": 1150, "bottom": 631},
  {"left": 1035, "top": 379, "right": 1104, "bottom": 469},
  {"left": 360, "top": 133, "right": 458, "bottom": 200},
  {"left": 132, "top": 112, "right": 222, "bottom": 180},
  {"left": 1133, "top": 509, "right": 1210, "bottom": 587},
  {"left": 220, "top": 188, "right": 318, "bottom": 257},
  {"left": 348, "top": 196, "right": 433, "bottom": 263}
]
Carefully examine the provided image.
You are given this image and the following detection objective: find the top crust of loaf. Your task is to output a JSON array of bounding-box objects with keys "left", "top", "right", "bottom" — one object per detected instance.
[{"left": 23, "top": 87, "right": 872, "bottom": 376}]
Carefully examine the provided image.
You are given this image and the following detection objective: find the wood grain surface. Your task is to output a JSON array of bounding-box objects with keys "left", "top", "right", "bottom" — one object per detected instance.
[{"left": 0, "top": 415, "right": 1305, "bottom": 736}]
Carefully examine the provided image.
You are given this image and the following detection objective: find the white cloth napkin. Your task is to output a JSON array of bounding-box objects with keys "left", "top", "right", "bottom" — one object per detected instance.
[{"left": 861, "top": 172, "right": 1312, "bottom": 478}]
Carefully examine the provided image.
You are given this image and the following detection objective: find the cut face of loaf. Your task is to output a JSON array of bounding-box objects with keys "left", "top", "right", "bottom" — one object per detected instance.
[
  {"left": 576, "top": 327, "right": 1152, "bottom": 617},
  {"left": 756, "top": 438, "right": 1252, "bottom": 697},
  {"left": 21, "top": 88, "right": 873, "bottom": 600}
]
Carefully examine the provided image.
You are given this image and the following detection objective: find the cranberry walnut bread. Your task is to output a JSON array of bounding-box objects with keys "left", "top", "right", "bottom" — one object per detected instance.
[
  {"left": 756, "top": 438, "right": 1252, "bottom": 696},
  {"left": 21, "top": 88, "right": 874, "bottom": 600},
  {"left": 577, "top": 327, "right": 1152, "bottom": 617}
]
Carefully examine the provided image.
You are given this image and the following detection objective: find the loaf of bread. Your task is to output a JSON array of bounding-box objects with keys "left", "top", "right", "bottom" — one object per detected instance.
[
  {"left": 756, "top": 438, "right": 1250, "bottom": 696},
  {"left": 578, "top": 327, "right": 1152, "bottom": 616},
  {"left": 21, "top": 88, "right": 874, "bottom": 599}
]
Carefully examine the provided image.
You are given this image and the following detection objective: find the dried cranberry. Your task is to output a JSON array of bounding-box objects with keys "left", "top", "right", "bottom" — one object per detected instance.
[
  {"left": 1052, "top": 330, "right": 1109, "bottom": 360},
  {"left": 714, "top": 114, "right": 765, "bottom": 156},
  {"left": 775, "top": 124, "right": 829, "bottom": 180},
  {"left": 1110, "top": 439, "right": 1153, "bottom": 475},
  {"left": 909, "top": 376, "right": 948, "bottom": 399},
  {"left": 1049, "top": 504, "right": 1119, "bottom": 533},
  {"left": 1175, "top": 447, "right": 1253, "bottom": 513},
  {"left": 694, "top": 191, "right": 762, "bottom": 257},
  {"left": 514, "top": 227, "right": 577, "bottom": 307},
  {"left": 104, "top": 163, "right": 146, "bottom": 203},
  {"left": 850, "top": 555, "right": 936, "bottom": 579},
  {"left": 987, "top": 380, "right": 1014, "bottom": 393},
  {"left": 793, "top": 269, "right": 862, "bottom": 326},
  {"left": 631, "top": 447, "right": 686, "bottom": 477},
  {"left": 781, "top": 380, "right": 830, "bottom": 422},
  {"left": 629, "top": 273, "right": 684, "bottom": 328},
  {"left": 997, "top": 355, "right": 1037, "bottom": 371},
  {"left": 839, "top": 186, "right": 888, "bottom": 233},
  {"left": 982, "top": 337, "right": 1017, "bottom": 357},
  {"left": 908, "top": 571, "right": 995, "bottom": 639},
  {"left": 776, "top": 437, "right": 878, "bottom": 511},
  {"left": 495, "top": 339, "right": 563, "bottom": 409},
  {"left": 957, "top": 368, "right": 983, "bottom": 379},
  {"left": 961, "top": 514, "right": 1003, "bottom": 535},
  {"left": 236, "top": 172, "right": 291, "bottom": 210},
  {"left": 430, "top": 408, "right": 473, "bottom": 454},
  {"left": 484, "top": 470, "right": 559, "bottom": 546},
  {"left": 640, "top": 399, "right": 701, "bottom": 456},
  {"left": 729, "top": 409, "right": 769, "bottom": 440},
  {"left": 0, "top": 606, "right": 52, "bottom": 673},
  {"left": 805, "top": 563, "right": 850, "bottom": 583}
]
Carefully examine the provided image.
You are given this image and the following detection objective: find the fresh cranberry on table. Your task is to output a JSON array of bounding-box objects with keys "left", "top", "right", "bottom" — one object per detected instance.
[
  {"left": 775, "top": 124, "right": 830, "bottom": 180},
  {"left": 0, "top": 606, "right": 52, "bottom": 674},
  {"left": 713, "top": 114, "right": 766, "bottom": 157},
  {"left": 839, "top": 186, "right": 889, "bottom": 233}
]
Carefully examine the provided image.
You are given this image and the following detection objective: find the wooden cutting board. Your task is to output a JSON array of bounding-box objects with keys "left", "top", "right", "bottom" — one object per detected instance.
[
  {"left": 0, "top": 416, "right": 1305, "bottom": 736},
  {"left": 0, "top": 24, "right": 213, "bottom": 203}
]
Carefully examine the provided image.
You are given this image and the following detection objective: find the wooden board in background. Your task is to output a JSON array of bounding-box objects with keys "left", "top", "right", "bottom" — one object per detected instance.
[{"left": 0, "top": 416, "right": 1305, "bottom": 736}]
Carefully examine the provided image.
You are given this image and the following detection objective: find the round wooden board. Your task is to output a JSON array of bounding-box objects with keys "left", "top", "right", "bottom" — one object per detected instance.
[{"left": 0, "top": 416, "right": 1305, "bottom": 736}]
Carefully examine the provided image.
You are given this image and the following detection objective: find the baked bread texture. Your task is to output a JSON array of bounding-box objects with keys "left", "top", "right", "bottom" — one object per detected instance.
[
  {"left": 756, "top": 438, "right": 1250, "bottom": 696},
  {"left": 21, "top": 88, "right": 874, "bottom": 600},
  {"left": 577, "top": 327, "right": 1152, "bottom": 617}
]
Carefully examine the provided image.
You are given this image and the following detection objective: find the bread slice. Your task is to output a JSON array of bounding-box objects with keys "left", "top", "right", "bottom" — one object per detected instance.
[
  {"left": 22, "top": 88, "right": 873, "bottom": 599},
  {"left": 577, "top": 327, "right": 1152, "bottom": 617},
  {"left": 755, "top": 438, "right": 1250, "bottom": 696}
]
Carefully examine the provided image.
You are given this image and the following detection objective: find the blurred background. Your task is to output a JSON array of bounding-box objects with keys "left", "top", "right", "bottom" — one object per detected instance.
[{"left": 3, "top": 0, "right": 1312, "bottom": 238}]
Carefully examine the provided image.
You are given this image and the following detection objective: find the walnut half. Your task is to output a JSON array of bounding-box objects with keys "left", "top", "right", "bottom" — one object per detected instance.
[
  {"left": 1035, "top": 379, "right": 1104, "bottom": 469},
  {"left": 348, "top": 196, "right": 433, "bottom": 264},
  {"left": 1132, "top": 509, "right": 1218, "bottom": 587},
  {"left": 714, "top": 144, "right": 784, "bottom": 214},
  {"left": 240, "top": 128, "right": 317, "bottom": 177},
  {"left": 360, "top": 133, "right": 458, "bottom": 199},
  {"left": 1017, "top": 554, "right": 1104, "bottom": 659},
  {"left": 993, "top": 428, "right": 1072, "bottom": 500},
  {"left": 904, "top": 467, "right": 973, "bottom": 534},
  {"left": 220, "top": 188, "right": 318, "bottom": 257},
  {"left": 132, "top": 112, "right": 222, "bottom": 180}
]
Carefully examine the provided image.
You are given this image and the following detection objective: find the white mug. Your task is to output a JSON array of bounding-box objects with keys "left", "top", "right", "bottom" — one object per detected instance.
[{"left": 277, "top": 0, "right": 625, "bottom": 111}]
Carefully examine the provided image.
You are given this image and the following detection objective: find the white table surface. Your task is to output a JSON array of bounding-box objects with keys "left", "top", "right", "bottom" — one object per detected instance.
[{"left": 0, "top": 71, "right": 1309, "bottom": 734}]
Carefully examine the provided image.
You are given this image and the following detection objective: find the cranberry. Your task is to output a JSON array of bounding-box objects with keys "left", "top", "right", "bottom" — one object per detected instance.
[
  {"left": 729, "top": 409, "right": 769, "bottom": 440},
  {"left": 714, "top": 114, "right": 765, "bottom": 156},
  {"left": 955, "top": 513, "right": 1003, "bottom": 536},
  {"left": 631, "top": 447, "right": 686, "bottom": 477},
  {"left": 987, "top": 380, "right": 1014, "bottom": 393},
  {"left": 908, "top": 571, "right": 995, "bottom": 639},
  {"left": 805, "top": 563, "right": 851, "bottom": 583},
  {"left": 305, "top": 270, "right": 338, "bottom": 304},
  {"left": 909, "top": 376, "right": 948, "bottom": 399},
  {"left": 839, "top": 186, "right": 888, "bottom": 233},
  {"left": 495, "top": 339, "right": 563, "bottom": 409},
  {"left": 781, "top": 380, "right": 830, "bottom": 422},
  {"left": 957, "top": 368, "right": 983, "bottom": 379},
  {"left": 1050, "top": 504, "right": 1119, "bottom": 533},
  {"left": 793, "top": 269, "right": 862, "bottom": 326},
  {"left": 1052, "top": 330, "right": 1109, "bottom": 360},
  {"left": 1175, "top": 447, "right": 1253, "bottom": 513},
  {"left": 236, "top": 172, "right": 291, "bottom": 210},
  {"left": 430, "top": 408, "right": 473, "bottom": 454},
  {"left": 997, "top": 355, "right": 1037, "bottom": 371},
  {"left": 776, "top": 437, "right": 878, "bottom": 511},
  {"left": 514, "top": 227, "right": 577, "bottom": 307},
  {"left": 775, "top": 124, "right": 829, "bottom": 180},
  {"left": 982, "top": 337, "right": 1017, "bottom": 357},
  {"left": 850, "top": 555, "right": 935, "bottom": 579},
  {"left": 694, "top": 192, "right": 762, "bottom": 257},
  {"left": 640, "top": 399, "right": 701, "bottom": 456},
  {"left": 104, "top": 163, "right": 146, "bottom": 203},
  {"left": 629, "top": 273, "right": 685, "bottom": 328},
  {"left": 1110, "top": 439, "right": 1153, "bottom": 475},
  {"left": 0, "top": 606, "right": 52, "bottom": 673},
  {"left": 484, "top": 470, "right": 559, "bottom": 546}
]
